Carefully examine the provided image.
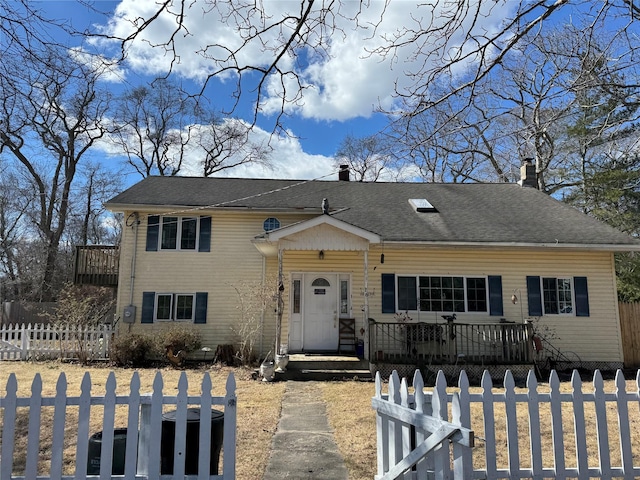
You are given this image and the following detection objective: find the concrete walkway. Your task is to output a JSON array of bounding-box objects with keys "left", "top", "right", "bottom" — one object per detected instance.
[{"left": 262, "top": 381, "right": 349, "bottom": 480}]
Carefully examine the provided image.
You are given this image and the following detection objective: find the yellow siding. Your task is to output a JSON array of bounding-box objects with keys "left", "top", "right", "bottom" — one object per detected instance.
[
  {"left": 116, "top": 210, "right": 622, "bottom": 363},
  {"left": 362, "top": 246, "right": 621, "bottom": 363},
  {"left": 116, "top": 210, "right": 313, "bottom": 355}
]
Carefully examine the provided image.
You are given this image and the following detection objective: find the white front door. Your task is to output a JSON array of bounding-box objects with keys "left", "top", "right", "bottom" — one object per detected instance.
[{"left": 303, "top": 275, "right": 339, "bottom": 351}]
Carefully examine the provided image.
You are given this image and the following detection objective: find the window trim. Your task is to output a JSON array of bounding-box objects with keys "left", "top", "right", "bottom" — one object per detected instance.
[
  {"left": 541, "top": 276, "right": 574, "bottom": 316},
  {"left": 396, "top": 274, "right": 489, "bottom": 314},
  {"left": 339, "top": 274, "right": 351, "bottom": 317},
  {"left": 154, "top": 293, "right": 196, "bottom": 322},
  {"left": 159, "top": 216, "right": 200, "bottom": 251}
]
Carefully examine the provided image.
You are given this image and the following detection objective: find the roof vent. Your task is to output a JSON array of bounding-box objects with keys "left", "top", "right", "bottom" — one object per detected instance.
[{"left": 409, "top": 198, "right": 437, "bottom": 213}]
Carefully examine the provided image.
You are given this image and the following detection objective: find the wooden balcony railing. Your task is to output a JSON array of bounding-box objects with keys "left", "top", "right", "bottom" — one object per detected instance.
[
  {"left": 73, "top": 245, "right": 120, "bottom": 287},
  {"left": 368, "top": 318, "right": 534, "bottom": 366}
]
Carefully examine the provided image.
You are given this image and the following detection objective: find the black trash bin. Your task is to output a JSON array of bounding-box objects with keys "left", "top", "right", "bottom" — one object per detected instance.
[
  {"left": 87, "top": 428, "right": 129, "bottom": 475},
  {"left": 160, "top": 407, "right": 224, "bottom": 475}
]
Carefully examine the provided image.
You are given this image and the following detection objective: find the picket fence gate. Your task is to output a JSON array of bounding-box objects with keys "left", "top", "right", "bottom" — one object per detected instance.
[
  {"left": 0, "top": 371, "right": 237, "bottom": 480},
  {"left": 0, "top": 323, "right": 112, "bottom": 361},
  {"left": 373, "top": 368, "right": 640, "bottom": 480}
]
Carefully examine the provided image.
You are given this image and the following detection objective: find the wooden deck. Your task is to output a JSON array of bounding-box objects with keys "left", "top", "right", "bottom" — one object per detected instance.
[{"left": 73, "top": 245, "right": 120, "bottom": 287}]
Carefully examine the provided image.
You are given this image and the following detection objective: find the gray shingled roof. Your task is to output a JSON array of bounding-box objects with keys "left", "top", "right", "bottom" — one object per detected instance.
[{"left": 105, "top": 176, "right": 640, "bottom": 248}]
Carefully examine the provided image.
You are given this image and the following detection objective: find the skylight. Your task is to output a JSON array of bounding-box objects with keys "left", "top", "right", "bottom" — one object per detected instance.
[{"left": 409, "top": 198, "right": 437, "bottom": 213}]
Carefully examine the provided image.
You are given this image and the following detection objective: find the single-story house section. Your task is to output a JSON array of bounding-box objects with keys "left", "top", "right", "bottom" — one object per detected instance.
[{"left": 105, "top": 165, "right": 640, "bottom": 372}]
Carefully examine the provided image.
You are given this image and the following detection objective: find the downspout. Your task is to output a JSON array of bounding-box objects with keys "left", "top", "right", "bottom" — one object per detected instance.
[
  {"left": 128, "top": 212, "right": 140, "bottom": 306},
  {"left": 363, "top": 249, "right": 369, "bottom": 360},
  {"left": 260, "top": 256, "right": 266, "bottom": 357},
  {"left": 275, "top": 248, "right": 283, "bottom": 357},
  {"left": 127, "top": 212, "right": 140, "bottom": 333}
]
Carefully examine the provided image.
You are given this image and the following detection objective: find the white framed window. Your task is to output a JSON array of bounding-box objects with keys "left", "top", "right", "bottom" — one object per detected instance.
[
  {"left": 155, "top": 293, "right": 195, "bottom": 321},
  {"left": 397, "top": 275, "right": 488, "bottom": 313},
  {"left": 340, "top": 275, "right": 350, "bottom": 316},
  {"left": 292, "top": 279, "right": 301, "bottom": 314},
  {"left": 160, "top": 216, "right": 199, "bottom": 250},
  {"left": 542, "top": 277, "right": 573, "bottom": 315}
]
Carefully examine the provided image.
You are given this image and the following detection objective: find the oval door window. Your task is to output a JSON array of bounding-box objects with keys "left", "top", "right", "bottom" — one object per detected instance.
[{"left": 312, "top": 277, "right": 330, "bottom": 294}]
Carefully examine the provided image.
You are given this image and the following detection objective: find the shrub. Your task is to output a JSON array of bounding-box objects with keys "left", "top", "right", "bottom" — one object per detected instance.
[
  {"left": 230, "top": 277, "right": 278, "bottom": 366},
  {"left": 110, "top": 333, "right": 156, "bottom": 367},
  {"left": 49, "top": 283, "right": 116, "bottom": 364},
  {"left": 157, "top": 325, "right": 202, "bottom": 356}
]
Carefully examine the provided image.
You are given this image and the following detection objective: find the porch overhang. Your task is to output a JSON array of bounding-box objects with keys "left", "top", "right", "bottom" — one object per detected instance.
[{"left": 252, "top": 215, "right": 381, "bottom": 256}]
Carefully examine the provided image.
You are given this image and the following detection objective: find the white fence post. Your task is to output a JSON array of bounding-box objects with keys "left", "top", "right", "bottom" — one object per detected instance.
[
  {"left": 0, "top": 322, "right": 112, "bottom": 361},
  {"left": 373, "top": 368, "right": 640, "bottom": 480},
  {"left": 0, "top": 371, "right": 237, "bottom": 480},
  {"left": 20, "top": 323, "right": 28, "bottom": 360}
]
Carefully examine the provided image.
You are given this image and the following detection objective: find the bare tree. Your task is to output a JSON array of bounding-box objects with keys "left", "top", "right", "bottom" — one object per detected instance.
[
  {"left": 65, "top": 162, "right": 124, "bottom": 246},
  {"left": 92, "top": 1, "right": 381, "bottom": 133},
  {"left": 111, "top": 79, "right": 196, "bottom": 177},
  {"left": 0, "top": 170, "right": 31, "bottom": 300},
  {"left": 94, "top": 1, "right": 640, "bottom": 135},
  {"left": 334, "top": 134, "right": 398, "bottom": 182},
  {"left": 111, "top": 80, "right": 271, "bottom": 178},
  {"left": 393, "top": 22, "right": 640, "bottom": 194},
  {"left": 0, "top": 1, "right": 73, "bottom": 83},
  {"left": 0, "top": 47, "right": 111, "bottom": 301},
  {"left": 199, "top": 118, "right": 271, "bottom": 177}
]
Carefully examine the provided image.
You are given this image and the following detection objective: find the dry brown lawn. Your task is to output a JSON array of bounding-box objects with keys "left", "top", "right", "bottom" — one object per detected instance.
[
  {"left": 2, "top": 363, "right": 640, "bottom": 480},
  {"left": 0, "top": 361, "right": 285, "bottom": 480},
  {"left": 322, "top": 373, "right": 640, "bottom": 478}
]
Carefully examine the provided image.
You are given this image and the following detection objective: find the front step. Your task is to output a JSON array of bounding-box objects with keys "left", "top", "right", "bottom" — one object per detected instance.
[{"left": 276, "top": 354, "right": 372, "bottom": 381}]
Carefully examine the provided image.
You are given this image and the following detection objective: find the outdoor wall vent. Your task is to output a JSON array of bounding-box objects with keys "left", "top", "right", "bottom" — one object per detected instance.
[{"left": 409, "top": 198, "right": 437, "bottom": 213}]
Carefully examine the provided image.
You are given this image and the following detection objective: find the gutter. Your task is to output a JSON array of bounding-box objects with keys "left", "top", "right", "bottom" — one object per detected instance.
[{"left": 380, "top": 241, "right": 640, "bottom": 252}]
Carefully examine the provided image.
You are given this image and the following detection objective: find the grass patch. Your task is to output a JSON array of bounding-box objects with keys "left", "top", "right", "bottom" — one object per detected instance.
[
  {"left": 320, "top": 381, "right": 377, "bottom": 480},
  {"left": 322, "top": 373, "right": 640, "bottom": 478},
  {"left": 3, "top": 363, "right": 640, "bottom": 479},
  {"left": 0, "top": 361, "right": 284, "bottom": 480}
]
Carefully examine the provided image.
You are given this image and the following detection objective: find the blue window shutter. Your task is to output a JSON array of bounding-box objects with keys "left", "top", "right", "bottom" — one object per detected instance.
[
  {"left": 194, "top": 292, "right": 208, "bottom": 324},
  {"left": 527, "top": 276, "right": 543, "bottom": 316},
  {"left": 146, "top": 215, "right": 159, "bottom": 251},
  {"left": 381, "top": 274, "right": 395, "bottom": 313},
  {"left": 199, "top": 216, "right": 211, "bottom": 252},
  {"left": 141, "top": 292, "right": 155, "bottom": 323},
  {"left": 488, "top": 276, "right": 503, "bottom": 316},
  {"left": 574, "top": 277, "right": 590, "bottom": 317}
]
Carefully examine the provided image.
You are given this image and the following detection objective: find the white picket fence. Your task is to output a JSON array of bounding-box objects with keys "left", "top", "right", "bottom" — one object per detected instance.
[
  {"left": 0, "top": 323, "right": 112, "bottom": 361},
  {"left": 373, "top": 368, "right": 640, "bottom": 479},
  {"left": 0, "top": 371, "right": 237, "bottom": 479}
]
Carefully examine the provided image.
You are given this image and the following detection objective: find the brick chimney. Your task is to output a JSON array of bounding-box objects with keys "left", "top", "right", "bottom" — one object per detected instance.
[
  {"left": 519, "top": 158, "right": 537, "bottom": 188},
  {"left": 338, "top": 165, "right": 350, "bottom": 181}
]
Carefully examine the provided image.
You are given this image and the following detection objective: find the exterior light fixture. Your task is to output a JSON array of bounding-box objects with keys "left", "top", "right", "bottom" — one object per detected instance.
[{"left": 319, "top": 250, "right": 324, "bottom": 260}]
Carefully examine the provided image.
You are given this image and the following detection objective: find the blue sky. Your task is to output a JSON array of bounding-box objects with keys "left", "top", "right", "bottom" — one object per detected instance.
[
  {"left": 31, "top": 0, "right": 575, "bottom": 182},
  {"left": 33, "top": 0, "right": 403, "bottom": 181}
]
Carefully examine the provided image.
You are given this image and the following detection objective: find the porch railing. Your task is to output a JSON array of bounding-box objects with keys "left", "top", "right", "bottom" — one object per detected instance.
[
  {"left": 368, "top": 318, "right": 534, "bottom": 365},
  {"left": 74, "top": 245, "right": 120, "bottom": 287}
]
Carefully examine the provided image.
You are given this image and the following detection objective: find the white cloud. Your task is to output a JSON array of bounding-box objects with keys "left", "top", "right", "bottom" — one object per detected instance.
[
  {"left": 68, "top": 47, "right": 126, "bottom": 83},
  {"left": 95, "top": 119, "right": 335, "bottom": 180},
  {"left": 94, "top": 1, "right": 518, "bottom": 122}
]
